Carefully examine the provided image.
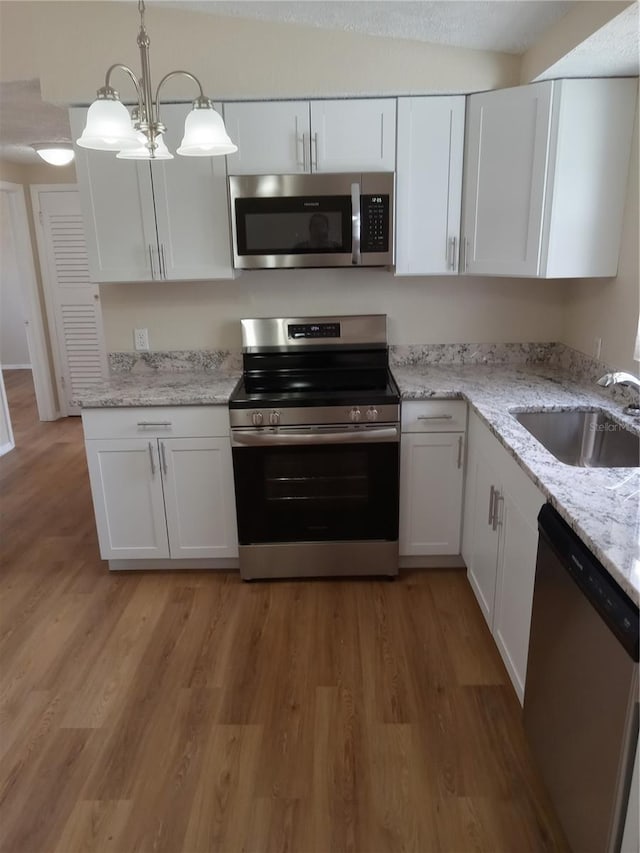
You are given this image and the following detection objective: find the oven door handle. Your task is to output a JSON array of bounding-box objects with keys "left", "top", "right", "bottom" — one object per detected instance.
[{"left": 232, "top": 426, "right": 399, "bottom": 446}]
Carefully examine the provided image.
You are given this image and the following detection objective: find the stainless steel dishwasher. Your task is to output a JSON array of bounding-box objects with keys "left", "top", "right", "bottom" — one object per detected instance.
[{"left": 524, "top": 504, "right": 639, "bottom": 853}]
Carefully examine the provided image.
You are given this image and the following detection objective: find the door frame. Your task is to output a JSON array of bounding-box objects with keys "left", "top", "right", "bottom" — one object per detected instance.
[{"left": 0, "top": 181, "right": 58, "bottom": 420}]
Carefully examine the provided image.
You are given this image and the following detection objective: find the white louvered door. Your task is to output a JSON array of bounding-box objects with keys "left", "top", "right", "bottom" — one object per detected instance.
[{"left": 31, "top": 187, "right": 108, "bottom": 415}]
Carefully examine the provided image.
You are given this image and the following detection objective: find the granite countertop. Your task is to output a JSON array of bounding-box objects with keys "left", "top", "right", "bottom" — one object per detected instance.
[
  {"left": 76, "top": 354, "right": 639, "bottom": 603},
  {"left": 76, "top": 368, "right": 241, "bottom": 407},
  {"left": 393, "top": 362, "right": 640, "bottom": 604}
]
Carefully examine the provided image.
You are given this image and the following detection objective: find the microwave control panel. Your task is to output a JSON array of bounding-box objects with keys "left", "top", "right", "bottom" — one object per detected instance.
[{"left": 361, "top": 195, "right": 390, "bottom": 253}]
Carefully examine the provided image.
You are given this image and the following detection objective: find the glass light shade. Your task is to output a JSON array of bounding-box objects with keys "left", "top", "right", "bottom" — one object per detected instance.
[
  {"left": 76, "top": 99, "right": 139, "bottom": 151},
  {"left": 32, "top": 144, "right": 75, "bottom": 166},
  {"left": 117, "top": 133, "right": 173, "bottom": 160},
  {"left": 176, "top": 107, "right": 238, "bottom": 156}
]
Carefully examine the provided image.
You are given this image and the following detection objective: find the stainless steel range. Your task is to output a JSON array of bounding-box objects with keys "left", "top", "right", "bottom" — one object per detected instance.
[{"left": 228, "top": 315, "right": 400, "bottom": 580}]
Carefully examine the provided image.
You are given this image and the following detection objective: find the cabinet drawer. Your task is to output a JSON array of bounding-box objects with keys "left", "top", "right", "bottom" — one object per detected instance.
[
  {"left": 401, "top": 400, "right": 467, "bottom": 432},
  {"left": 82, "top": 406, "right": 231, "bottom": 439}
]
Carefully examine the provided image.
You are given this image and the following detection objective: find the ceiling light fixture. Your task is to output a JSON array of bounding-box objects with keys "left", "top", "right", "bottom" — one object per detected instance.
[
  {"left": 76, "top": 0, "right": 237, "bottom": 160},
  {"left": 32, "top": 143, "right": 75, "bottom": 166}
]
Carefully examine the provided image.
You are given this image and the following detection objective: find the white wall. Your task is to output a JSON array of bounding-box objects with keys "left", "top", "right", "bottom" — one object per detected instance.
[
  {"left": 100, "top": 270, "right": 568, "bottom": 352},
  {"left": 562, "top": 100, "right": 639, "bottom": 372},
  {"left": 1, "top": 2, "right": 520, "bottom": 100},
  {"left": 0, "top": 190, "right": 30, "bottom": 366}
]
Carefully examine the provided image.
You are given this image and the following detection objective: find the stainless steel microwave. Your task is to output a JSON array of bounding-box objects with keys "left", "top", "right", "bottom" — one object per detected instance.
[{"left": 228, "top": 173, "right": 394, "bottom": 269}]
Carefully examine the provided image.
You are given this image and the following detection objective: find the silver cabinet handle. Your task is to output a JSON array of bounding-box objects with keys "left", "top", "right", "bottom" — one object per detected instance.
[
  {"left": 461, "top": 237, "right": 469, "bottom": 272},
  {"left": 457, "top": 435, "right": 463, "bottom": 469},
  {"left": 448, "top": 236, "right": 458, "bottom": 271},
  {"left": 351, "top": 182, "right": 361, "bottom": 266},
  {"left": 417, "top": 414, "right": 453, "bottom": 421},
  {"left": 148, "top": 441, "right": 156, "bottom": 475},
  {"left": 160, "top": 243, "right": 167, "bottom": 280},
  {"left": 137, "top": 421, "right": 172, "bottom": 428},
  {"left": 299, "top": 132, "right": 308, "bottom": 171},
  {"left": 148, "top": 244, "right": 156, "bottom": 279},
  {"left": 312, "top": 131, "right": 318, "bottom": 170},
  {"left": 492, "top": 491, "right": 503, "bottom": 531},
  {"left": 488, "top": 484, "right": 495, "bottom": 526},
  {"left": 160, "top": 441, "right": 168, "bottom": 476}
]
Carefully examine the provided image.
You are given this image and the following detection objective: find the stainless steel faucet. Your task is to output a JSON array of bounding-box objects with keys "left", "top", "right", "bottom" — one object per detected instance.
[{"left": 597, "top": 372, "right": 640, "bottom": 414}]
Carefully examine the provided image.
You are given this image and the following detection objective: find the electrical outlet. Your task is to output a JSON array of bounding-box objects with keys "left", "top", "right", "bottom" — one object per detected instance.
[
  {"left": 134, "top": 328, "right": 149, "bottom": 351},
  {"left": 593, "top": 336, "right": 602, "bottom": 361}
]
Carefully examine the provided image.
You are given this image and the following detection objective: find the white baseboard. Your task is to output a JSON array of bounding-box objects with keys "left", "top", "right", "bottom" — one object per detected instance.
[
  {"left": 1, "top": 364, "right": 32, "bottom": 370},
  {"left": 0, "top": 440, "right": 15, "bottom": 457}
]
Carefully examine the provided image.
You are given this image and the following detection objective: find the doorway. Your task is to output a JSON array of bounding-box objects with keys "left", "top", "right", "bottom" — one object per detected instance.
[{"left": 0, "top": 181, "right": 57, "bottom": 452}]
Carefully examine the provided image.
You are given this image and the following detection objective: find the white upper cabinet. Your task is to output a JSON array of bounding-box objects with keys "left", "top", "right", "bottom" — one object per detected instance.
[
  {"left": 224, "top": 98, "right": 396, "bottom": 174},
  {"left": 395, "top": 96, "right": 465, "bottom": 275},
  {"left": 310, "top": 99, "right": 396, "bottom": 172},
  {"left": 461, "top": 78, "right": 637, "bottom": 278},
  {"left": 224, "top": 101, "right": 310, "bottom": 175},
  {"left": 151, "top": 103, "right": 232, "bottom": 281},
  {"left": 70, "top": 108, "right": 156, "bottom": 283},
  {"left": 70, "top": 105, "right": 233, "bottom": 283}
]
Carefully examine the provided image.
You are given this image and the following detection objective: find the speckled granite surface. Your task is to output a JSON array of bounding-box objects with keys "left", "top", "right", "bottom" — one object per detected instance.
[
  {"left": 394, "top": 361, "right": 640, "bottom": 604},
  {"left": 76, "top": 345, "right": 639, "bottom": 600},
  {"left": 76, "top": 369, "right": 241, "bottom": 407},
  {"left": 108, "top": 349, "right": 242, "bottom": 374}
]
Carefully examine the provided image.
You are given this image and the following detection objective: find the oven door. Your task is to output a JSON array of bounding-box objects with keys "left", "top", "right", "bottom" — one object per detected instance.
[{"left": 231, "top": 426, "right": 399, "bottom": 545}]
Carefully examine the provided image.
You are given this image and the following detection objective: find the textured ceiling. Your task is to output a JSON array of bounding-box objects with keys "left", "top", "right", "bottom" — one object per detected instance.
[
  {"left": 0, "top": 79, "right": 72, "bottom": 164},
  {"left": 536, "top": 2, "right": 640, "bottom": 80},
  {"left": 162, "top": 0, "right": 574, "bottom": 54}
]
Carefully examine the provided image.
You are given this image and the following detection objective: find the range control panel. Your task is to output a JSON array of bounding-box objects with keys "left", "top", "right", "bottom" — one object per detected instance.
[
  {"left": 361, "top": 195, "right": 390, "bottom": 253},
  {"left": 288, "top": 322, "right": 341, "bottom": 340}
]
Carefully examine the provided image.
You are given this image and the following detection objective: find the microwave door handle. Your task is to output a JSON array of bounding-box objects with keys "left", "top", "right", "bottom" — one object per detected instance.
[{"left": 351, "top": 182, "right": 361, "bottom": 265}]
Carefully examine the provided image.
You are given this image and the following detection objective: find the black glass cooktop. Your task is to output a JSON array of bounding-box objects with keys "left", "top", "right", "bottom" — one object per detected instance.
[
  {"left": 229, "top": 373, "right": 400, "bottom": 409},
  {"left": 229, "top": 345, "right": 400, "bottom": 409}
]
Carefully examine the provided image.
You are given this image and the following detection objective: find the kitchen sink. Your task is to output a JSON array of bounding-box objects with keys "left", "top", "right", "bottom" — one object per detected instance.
[{"left": 512, "top": 409, "right": 640, "bottom": 468}]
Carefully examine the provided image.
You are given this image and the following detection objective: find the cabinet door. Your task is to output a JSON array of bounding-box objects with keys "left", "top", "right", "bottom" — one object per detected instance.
[
  {"left": 464, "top": 449, "right": 500, "bottom": 627},
  {"left": 151, "top": 103, "right": 233, "bottom": 281},
  {"left": 493, "top": 476, "right": 544, "bottom": 704},
  {"left": 461, "top": 82, "right": 553, "bottom": 277},
  {"left": 85, "top": 439, "right": 169, "bottom": 559},
  {"left": 310, "top": 99, "right": 396, "bottom": 173},
  {"left": 161, "top": 437, "right": 238, "bottom": 559},
  {"left": 396, "top": 96, "right": 465, "bottom": 275},
  {"left": 69, "top": 108, "right": 157, "bottom": 283},
  {"left": 224, "top": 101, "right": 310, "bottom": 174},
  {"left": 399, "top": 432, "right": 464, "bottom": 555}
]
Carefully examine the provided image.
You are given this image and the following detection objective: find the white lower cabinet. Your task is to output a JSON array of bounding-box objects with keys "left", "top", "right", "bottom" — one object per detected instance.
[
  {"left": 85, "top": 438, "right": 170, "bottom": 559},
  {"left": 462, "top": 410, "right": 545, "bottom": 703},
  {"left": 399, "top": 401, "right": 466, "bottom": 556},
  {"left": 82, "top": 407, "right": 238, "bottom": 564},
  {"left": 161, "top": 437, "right": 237, "bottom": 559}
]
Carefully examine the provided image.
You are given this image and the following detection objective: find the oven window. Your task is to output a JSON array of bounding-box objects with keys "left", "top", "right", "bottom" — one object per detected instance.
[
  {"left": 235, "top": 196, "right": 352, "bottom": 255},
  {"left": 233, "top": 442, "right": 399, "bottom": 544}
]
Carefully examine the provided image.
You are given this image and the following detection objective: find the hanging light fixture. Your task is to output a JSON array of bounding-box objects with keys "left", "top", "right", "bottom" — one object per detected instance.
[
  {"left": 76, "top": 0, "right": 237, "bottom": 160},
  {"left": 32, "top": 143, "right": 75, "bottom": 166}
]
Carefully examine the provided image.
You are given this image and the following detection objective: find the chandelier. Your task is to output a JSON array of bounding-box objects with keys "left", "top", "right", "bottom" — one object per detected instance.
[{"left": 76, "top": 0, "right": 237, "bottom": 160}]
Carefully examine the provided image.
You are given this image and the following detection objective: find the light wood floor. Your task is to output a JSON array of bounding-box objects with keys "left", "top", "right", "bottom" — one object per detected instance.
[{"left": 0, "top": 370, "right": 569, "bottom": 853}]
